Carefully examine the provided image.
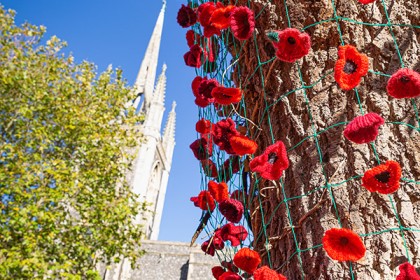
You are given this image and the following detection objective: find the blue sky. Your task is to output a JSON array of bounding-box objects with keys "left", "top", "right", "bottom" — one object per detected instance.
[{"left": 2, "top": 0, "right": 202, "bottom": 242}]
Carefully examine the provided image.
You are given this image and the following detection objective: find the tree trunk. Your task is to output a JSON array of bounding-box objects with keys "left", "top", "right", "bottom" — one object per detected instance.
[{"left": 228, "top": 0, "right": 420, "bottom": 278}]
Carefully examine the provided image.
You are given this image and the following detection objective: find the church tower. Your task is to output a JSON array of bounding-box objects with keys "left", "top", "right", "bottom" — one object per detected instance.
[{"left": 129, "top": 0, "right": 175, "bottom": 241}]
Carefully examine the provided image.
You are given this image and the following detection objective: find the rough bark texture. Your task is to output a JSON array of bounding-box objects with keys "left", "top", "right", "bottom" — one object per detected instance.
[{"left": 228, "top": 0, "right": 420, "bottom": 279}]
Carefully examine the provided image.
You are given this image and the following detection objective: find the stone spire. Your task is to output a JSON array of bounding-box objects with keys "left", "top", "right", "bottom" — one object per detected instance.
[
  {"left": 152, "top": 64, "right": 167, "bottom": 105},
  {"left": 133, "top": 1, "right": 165, "bottom": 111},
  {"left": 162, "top": 101, "right": 176, "bottom": 164}
]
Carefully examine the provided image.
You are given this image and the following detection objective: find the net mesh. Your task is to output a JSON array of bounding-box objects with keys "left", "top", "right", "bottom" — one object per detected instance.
[{"left": 184, "top": 0, "right": 420, "bottom": 278}]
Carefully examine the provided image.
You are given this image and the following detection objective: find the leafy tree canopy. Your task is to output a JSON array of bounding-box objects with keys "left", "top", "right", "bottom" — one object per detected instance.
[{"left": 0, "top": 7, "right": 145, "bottom": 279}]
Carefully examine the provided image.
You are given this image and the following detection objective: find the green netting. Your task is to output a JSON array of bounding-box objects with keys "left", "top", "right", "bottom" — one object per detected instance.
[{"left": 186, "top": 0, "right": 419, "bottom": 278}]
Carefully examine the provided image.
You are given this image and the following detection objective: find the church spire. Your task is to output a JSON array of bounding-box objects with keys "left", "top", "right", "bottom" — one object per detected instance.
[
  {"left": 163, "top": 101, "right": 176, "bottom": 163},
  {"left": 152, "top": 64, "right": 167, "bottom": 105},
  {"left": 133, "top": 1, "right": 166, "bottom": 111}
]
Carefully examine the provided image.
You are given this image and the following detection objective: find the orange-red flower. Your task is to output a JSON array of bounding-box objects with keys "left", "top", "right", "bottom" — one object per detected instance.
[
  {"left": 196, "top": 118, "right": 212, "bottom": 134},
  {"left": 334, "top": 45, "right": 369, "bottom": 90},
  {"left": 230, "top": 135, "right": 258, "bottom": 155},
  {"left": 190, "top": 190, "right": 215, "bottom": 211},
  {"left": 211, "top": 5, "right": 235, "bottom": 30},
  {"left": 198, "top": 2, "right": 222, "bottom": 38},
  {"left": 322, "top": 228, "right": 366, "bottom": 262},
  {"left": 387, "top": 68, "right": 420, "bottom": 99},
  {"left": 362, "top": 160, "right": 402, "bottom": 194},
  {"left": 233, "top": 248, "right": 261, "bottom": 274},
  {"left": 230, "top": 6, "right": 255, "bottom": 40},
  {"left": 253, "top": 266, "right": 287, "bottom": 280},
  {"left": 270, "top": 28, "right": 311, "bottom": 63},
  {"left": 343, "top": 112, "right": 384, "bottom": 144},
  {"left": 212, "top": 118, "right": 240, "bottom": 154},
  {"left": 211, "top": 86, "right": 243, "bottom": 105},
  {"left": 250, "top": 141, "right": 289, "bottom": 180},
  {"left": 201, "top": 159, "right": 218, "bottom": 178},
  {"left": 397, "top": 262, "right": 420, "bottom": 280},
  {"left": 208, "top": 181, "right": 229, "bottom": 203}
]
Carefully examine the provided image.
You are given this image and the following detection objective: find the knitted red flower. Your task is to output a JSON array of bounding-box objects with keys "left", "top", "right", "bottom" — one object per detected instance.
[
  {"left": 334, "top": 45, "right": 369, "bottom": 90},
  {"left": 212, "top": 118, "right": 240, "bottom": 154},
  {"left": 250, "top": 141, "right": 289, "bottom": 180},
  {"left": 198, "top": 2, "right": 222, "bottom": 38},
  {"left": 208, "top": 181, "right": 229, "bottom": 203},
  {"left": 212, "top": 266, "right": 226, "bottom": 279},
  {"left": 343, "top": 112, "right": 385, "bottom": 144},
  {"left": 358, "top": 0, "right": 376, "bottom": 3},
  {"left": 177, "top": 4, "right": 197, "bottom": 28},
  {"left": 192, "top": 76, "right": 218, "bottom": 107},
  {"left": 253, "top": 266, "right": 287, "bottom": 280},
  {"left": 221, "top": 156, "right": 241, "bottom": 182},
  {"left": 230, "top": 6, "right": 255, "bottom": 40},
  {"left": 230, "top": 135, "right": 258, "bottom": 156},
  {"left": 220, "top": 223, "right": 248, "bottom": 246},
  {"left": 211, "top": 86, "right": 243, "bottom": 105},
  {"left": 397, "top": 262, "right": 420, "bottom": 280},
  {"left": 362, "top": 160, "right": 402, "bottom": 194},
  {"left": 184, "top": 44, "right": 204, "bottom": 68},
  {"left": 196, "top": 118, "right": 212, "bottom": 134},
  {"left": 211, "top": 5, "right": 235, "bottom": 30},
  {"left": 233, "top": 248, "right": 261, "bottom": 274},
  {"left": 270, "top": 28, "right": 311, "bottom": 63},
  {"left": 190, "top": 137, "right": 212, "bottom": 160},
  {"left": 201, "top": 235, "right": 224, "bottom": 256},
  {"left": 201, "top": 159, "right": 218, "bottom": 178},
  {"left": 219, "top": 198, "right": 244, "bottom": 223},
  {"left": 219, "top": 271, "right": 242, "bottom": 280},
  {"left": 190, "top": 190, "right": 215, "bottom": 211},
  {"left": 322, "top": 228, "right": 366, "bottom": 262},
  {"left": 387, "top": 68, "right": 420, "bottom": 99},
  {"left": 186, "top": 30, "right": 195, "bottom": 48}
]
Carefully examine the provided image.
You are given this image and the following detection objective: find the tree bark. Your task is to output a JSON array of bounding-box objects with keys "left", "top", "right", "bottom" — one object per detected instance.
[{"left": 228, "top": 0, "right": 420, "bottom": 278}]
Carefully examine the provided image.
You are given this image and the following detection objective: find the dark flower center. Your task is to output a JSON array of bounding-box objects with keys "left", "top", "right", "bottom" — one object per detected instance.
[
  {"left": 343, "top": 60, "right": 358, "bottom": 74},
  {"left": 287, "top": 36, "right": 296, "bottom": 45},
  {"left": 268, "top": 152, "right": 278, "bottom": 164},
  {"left": 375, "top": 171, "right": 391, "bottom": 183},
  {"left": 339, "top": 236, "right": 349, "bottom": 245},
  {"left": 400, "top": 75, "right": 410, "bottom": 83}
]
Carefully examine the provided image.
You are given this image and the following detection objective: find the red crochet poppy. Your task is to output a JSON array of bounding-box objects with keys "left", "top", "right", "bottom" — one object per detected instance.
[
  {"left": 250, "top": 141, "right": 289, "bottom": 180},
  {"left": 211, "top": 5, "right": 235, "bottom": 30},
  {"left": 221, "top": 156, "right": 241, "bottom": 182},
  {"left": 253, "top": 266, "right": 287, "bottom": 280},
  {"left": 233, "top": 248, "right": 261, "bottom": 274},
  {"left": 230, "top": 135, "right": 258, "bottom": 156},
  {"left": 184, "top": 44, "right": 204, "bottom": 68},
  {"left": 230, "top": 6, "right": 255, "bottom": 40},
  {"left": 208, "top": 181, "right": 229, "bottom": 203},
  {"left": 201, "top": 236, "right": 224, "bottom": 256},
  {"left": 186, "top": 30, "right": 195, "bottom": 48},
  {"left": 220, "top": 223, "right": 248, "bottom": 246},
  {"left": 211, "top": 86, "right": 243, "bottom": 105},
  {"left": 358, "top": 0, "right": 376, "bottom": 3},
  {"left": 198, "top": 2, "right": 222, "bottom": 38},
  {"left": 212, "top": 266, "right": 226, "bottom": 279},
  {"left": 212, "top": 118, "right": 240, "bottom": 154},
  {"left": 219, "top": 198, "right": 244, "bottom": 223},
  {"left": 196, "top": 118, "right": 212, "bottom": 134},
  {"left": 218, "top": 271, "right": 242, "bottom": 280},
  {"left": 191, "top": 76, "right": 219, "bottom": 107},
  {"left": 397, "top": 262, "right": 420, "bottom": 280},
  {"left": 334, "top": 45, "right": 369, "bottom": 90},
  {"left": 322, "top": 228, "right": 366, "bottom": 261},
  {"left": 343, "top": 112, "right": 385, "bottom": 144},
  {"left": 190, "top": 190, "right": 216, "bottom": 211},
  {"left": 362, "top": 160, "right": 402, "bottom": 194},
  {"left": 201, "top": 159, "right": 218, "bottom": 178},
  {"left": 271, "top": 28, "right": 311, "bottom": 63},
  {"left": 190, "top": 137, "right": 212, "bottom": 160},
  {"left": 177, "top": 4, "right": 197, "bottom": 28},
  {"left": 387, "top": 68, "right": 420, "bottom": 99}
]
